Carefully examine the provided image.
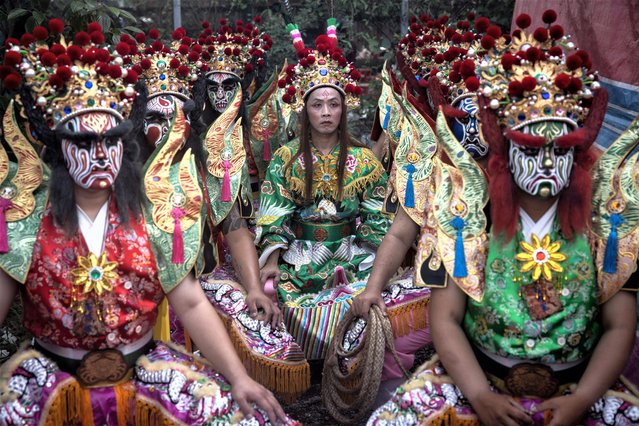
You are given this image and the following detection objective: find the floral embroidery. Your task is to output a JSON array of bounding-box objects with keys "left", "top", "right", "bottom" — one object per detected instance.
[{"left": 344, "top": 154, "right": 357, "bottom": 173}]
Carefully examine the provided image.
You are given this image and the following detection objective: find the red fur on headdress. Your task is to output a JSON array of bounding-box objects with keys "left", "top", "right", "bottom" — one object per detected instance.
[
  {"left": 442, "top": 103, "right": 468, "bottom": 119},
  {"left": 505, "top": 129, "right": 546, "bottom": 147},
  {"left": 427, "top": 78, "right": 447, "bottom": 111},
  {"left": 395, "top": 49, "right": 426, "bottom": 96}
]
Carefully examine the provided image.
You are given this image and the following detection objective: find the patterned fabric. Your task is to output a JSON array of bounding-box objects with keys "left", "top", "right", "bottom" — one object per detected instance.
[
  {"left": 465, "top": 226, "right": 600, "bottom": 363},
  {"left": 0, "top": 342, "right": 300, "bottom": 425},
  {"left": 367, "top": 358, "right": 639, "bottom": 426},
  {"left": 22, "top": 199, "right": 163, "bottom": 350},
  {"left": 256, "top": 140, "right": 391, "bottom": 358}
]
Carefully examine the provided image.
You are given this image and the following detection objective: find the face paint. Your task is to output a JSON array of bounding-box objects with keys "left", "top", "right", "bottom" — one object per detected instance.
[
  {"left": 451, "top": 97, "right": 487, "bottom": 159},
  {"left": 143, "top": 94, "right": 188, "bottom": 147},
  {"left": 306, "top": 87, "right": 343, "bottom": 136},
  {"left": 207, "top": 72, "right": 239, "bottom": 113},
  {"left": 61, "top": 112, "right": 123, "bottom": 190},
  {"left": 508, "top": 121, "right": 574, "bottom": 198}
]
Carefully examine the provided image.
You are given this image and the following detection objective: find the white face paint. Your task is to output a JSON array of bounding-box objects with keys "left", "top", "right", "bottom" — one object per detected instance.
[
  {"left": 61, "top": 112, "right": 123, "bottom": 190},
  {"left": 451, "top": 97, "right": 488, "bottom": 159},
  {"left": 207, "top": 72, "right": 239, "bottom": 113},
  {"left": 143, "top": 94, "right": 188, "bottom": 147},
  {"left": 508, "top": 122, "right": 574, "bottom": 198}
]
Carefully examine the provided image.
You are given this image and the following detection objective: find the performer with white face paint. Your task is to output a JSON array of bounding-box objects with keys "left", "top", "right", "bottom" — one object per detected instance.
[
  {"left": 0, "top": 21, "right": 296, "bottom": 426},
  {"left": 368, "top": 10, "right": 639, "bottom": 425}
]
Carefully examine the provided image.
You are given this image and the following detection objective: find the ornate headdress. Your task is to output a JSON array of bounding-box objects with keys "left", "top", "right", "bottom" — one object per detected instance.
[
  {"left": 477, "top": 9, "right": 599, "bottom": 131},
  {"left": 126, "top": 27, "right": 201, "bottom": 100},
  {"left": 196, "top": 17, "right": 272, "bottom": 80},
  {"left": 396, "top": 13, "right": 502, "bottom": 110},
  {"left": 279, "top": 18, "right": 362, "bottom": 112},
  {"left": 2, "top": 20, "right": 139, "bottom": 129}
]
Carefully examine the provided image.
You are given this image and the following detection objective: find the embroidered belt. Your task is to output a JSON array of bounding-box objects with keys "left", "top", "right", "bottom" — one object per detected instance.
[
  {"left": 293, "top": 220, "right": 356, "bottom": 242},
  {"left": 473, "top": 345, "right": 588, "bottom": 398},
  {"left": 33, "top": 331, "right": 154, "bottom": 387}
]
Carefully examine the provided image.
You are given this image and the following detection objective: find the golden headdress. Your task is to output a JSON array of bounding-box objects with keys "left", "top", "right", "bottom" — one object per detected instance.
[{"left": 279, "top": 18, "right": 362, "bottom": 112}]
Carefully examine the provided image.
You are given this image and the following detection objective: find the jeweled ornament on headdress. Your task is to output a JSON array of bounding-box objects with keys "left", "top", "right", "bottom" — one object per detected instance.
[
  {"left": 1, "top": 20, "right": 139, "bottom": 128},
  {"left": 126, "top": 27, "right": 201, "bottom": 100},
  {"left": 279, "top": 18, "right": 362, "bottom": 112},
  {"left": 197, "top": 17, "right": 272, "bottom": 80},
  {"left": 477, "top": 9, "right": 599, "bottom": 130}
]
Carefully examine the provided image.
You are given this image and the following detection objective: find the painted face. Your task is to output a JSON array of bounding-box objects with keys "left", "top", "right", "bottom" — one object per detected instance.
[
  {"left": 143, "top": 94, "right": 189, "bottom": 147},
  {"left": 207, "top": 73, "right": 239, "bottom": 113},
  {"left": 508, "top": 122, "right": 574, "bottom": 198},
  {"left": 451, "top": 97, "right": 487, "bottom": 159},
  {"left": 61, "top": 112, "right": 124, "bottom": 190},
  {"left": 306, "top": 87, "right": 343, "bottom": 136}
]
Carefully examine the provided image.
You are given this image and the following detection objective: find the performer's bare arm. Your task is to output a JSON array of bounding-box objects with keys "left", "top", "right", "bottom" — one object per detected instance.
[
  {"left": 351, "top": 206, "right": 419, "bottom": 319},
  {"left": 168, "top": 273, "right": 286, "bottom": 422},
  {"left": 0, "top": 268, "right": 18, "bottom": 326}
]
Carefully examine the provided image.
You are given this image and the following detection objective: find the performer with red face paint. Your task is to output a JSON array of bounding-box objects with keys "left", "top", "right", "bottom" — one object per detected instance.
[
  {"left": 367, "top": 10, "right": 639, "bottom": 426},
  {"left": 0, "top": 21, "right": 297, "bottom": 425}
]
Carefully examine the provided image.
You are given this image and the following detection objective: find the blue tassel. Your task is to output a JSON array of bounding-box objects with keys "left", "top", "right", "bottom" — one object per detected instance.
[
  {"left": 382, "top": 105, "right": 391, "bottom": 130},
  {"left": 452, "top": 217, "right": 468, "bottom": 278},
  {"left": 404, "top": 164, "right": 416, "bottom": 208},
  {"left": 603, "top": 213, "right": 623, "bottom": 273}
]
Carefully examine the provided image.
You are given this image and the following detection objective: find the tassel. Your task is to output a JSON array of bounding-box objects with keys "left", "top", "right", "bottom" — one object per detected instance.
[
  {"left": 404, "top": 164, "right": 416, "bottom": 208},
  {"left": 221, "top": 159, "right": 231, "bottom": 202},
  {"left": 326, "top": 18, "right": 338, "bottom": 48},
  {"left": 0, "top": 198, "right": 13, "bottom": 253},
  {"left": 603, "top": 213, "right": 623, "bottom": 273},
  {"left": 262, "top": 128, "right": 271, "bottom": 161},
  {"left": 452, "top": 217, "right": 468, "bottom": 277},
  {"left": 286, "top": 23, "right": 305, "bottom": 51},
  {"left": 171, "top": 207, "right": 185, "bottom": 264},
  {"left": 382, "top": 105, "right": 391, "bottom": 130}
]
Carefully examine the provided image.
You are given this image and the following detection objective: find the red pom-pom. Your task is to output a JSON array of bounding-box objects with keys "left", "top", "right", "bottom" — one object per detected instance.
[
  {"left": 566, "top": 54, "right": 583, "bottom": 70},
  {"left": 4, "top": 38, "right": 20, "bottom": 48},
  {"left": 95, "top": 48, "right": 110, "bottom": 62},
  {"left": 354, "top": 86, "right": 363, "bottom": 96},
  {"left": 135, "top": 32, "right": 146, "bottom": 43},
  {"left": 91, "top": 31, "right": 105, "bottom": 44},
  {"left": 277, "top": 79, "right": 287, "bottom": 89},
  {"left": 526, "top": 47, "right": 543, "bottom": 62},
  {"left": 48, "top": 18, "right": 65, "bottom": 34},
  {"left": 3, "top": 51, "right": 22, "bottom": 67},
  {"left": 20, "top": 33, "right": 36, "bottom": 46},
  {"left": 224, "top": 47, "right": 232, "bottom": 56},
  {"left": 459, "top": 59, "right": 475, "bottom": 77},
  {"left": 533, "top": 27, "right": 548, "bottom": 42},
  {"left": 177, "top": 65, "right": 190, "bottom": 77},
  {"left": 108, "top": 65, "right": 122, "bottom": 78},
  {"left": 555, "top": 73, "right": 571, "bottom": 89},
  {"left": 486, "top": 25, "right": 502, "bottom": 38},
  {"left": 149, "top": 29, "right": 160, "bottom": 39},
  {"left": 169, "top": 58, "right": 180, "bottom": 69},
  {"left": 576, "top": 50, "right": 590, "bottom": 62},
  {"left": 465, "top": 76, "right": 480, "bottom": 91},
  {"left": 87, "top": 22, "right": 102, "bottom": 33},
  {"left": 120, "top": 34, "right": 131, "bottom": 43},
  {"left": 350, "top": 69, "right": 362, "bottom": 80},
  {"left": 282, "top": 93, "right": 292, "bottom": 103},
  {"left": 521, "top": 76, "right": 537, "bottom": 91},
  {"left": 481, "top": 35, "right": 495, "bottom": 50},
  {"left": 3, "top": 74, "right": 21, "bottom": 90},
  {"left": 81, "top": 51, "right": 96, "bottom": 64},
  {"left": 74, "top": 31, "right": 91, "bottom": 45},
  {"left": 467, "top": 12, "right": 476, "bottom": 21},
  {"left": 245, "top": 63, "right": 254, "bottom": 72},
  {"left": 56, "top": 54, "right": 71, "bottom": 66},
  {"left": 48, "top": 74, "right": 63, "bottom": 89},
  {"left": 116, "top": 42, "right": 130, "bottom": 55},
  {"left": 515, "top": 14, "right": 531, "bottom": 29},
  {"left": 508, "top": 81, "right": 524, "bottom": 97},
  {"left": 451, "top": 33, "right": 462, "bottom": 44},
  {"left": 33, "top": 26, "right": 49, "bottom": 40},
  {"left": 151, "top": 40, "right": 163, "bottom": 52},
  {"left": 286, "top": 85, "right": 296, "bottom": 95},
  {"left": 434, "top": 54, "right": 444, "bottom": 64},
  {"left": 549, "top": 25, "right": 564, "bottom": 40},
  {"left": 124, "top": 69, "right": 138, "bottom": 84},
  {"left": 140, "top": 58, "right": 152, "bottom": 69},
  {"left": 40, "top": 51, "right": 57, "bottom": 67},
  {"left": 345, "top": 83, "right": 355, "bottom": 93},
  {"left": 548, "top": 46, "right": 563, "bottom": 57},
  {"left": 201, "top": 51, "right": 211, "bottom": 60},
  {"left": 568, "top": 77, "right": 582, "bottom": 92},
  {"left": 542, "top": 9, "right": 558, "bottom": 24},
  {"left": 191, "top": 44, "right": 202, "bottom": 53},
  {"left": 56, "top": 65, "right": 72, "bottom": 81},
  {"left": 187, "top": 51, "right": 199, "bottom": 62},
  {"left": 254, "top": 16, "right": 262, "bottom": 24},
  {"left": 449, "top": 71, "right": 462, "bottom": 83},
  {"left": 202, "top": 21, "right": 210, "bottom": 29},
  {"left": 219, "top": 18, "right": 227, "bottom": 26}
]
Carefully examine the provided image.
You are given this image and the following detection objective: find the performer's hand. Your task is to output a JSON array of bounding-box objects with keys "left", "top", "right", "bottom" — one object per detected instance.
[
  {"left": 259, "top": 262, "right": 280, "bottom": 287},
  {"left": 471, "top": 391, "right": 532, "bottom": 426},
  {"left": 351, "top": 289, "right": 386, "bottom": 320},
  {"left": 246, "top": 289, "right": 282, "bottom": 328},
  {"left": 534, "top": 393, "right": 590, "bottom": 426},
  {"left": 231, "top": 376, "right": 287, "bottom": 423}
]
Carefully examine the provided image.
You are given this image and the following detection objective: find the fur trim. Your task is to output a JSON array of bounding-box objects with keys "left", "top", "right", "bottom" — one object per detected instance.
[{"left": 505, "top": 128, "right": 547, "bottom": 147}]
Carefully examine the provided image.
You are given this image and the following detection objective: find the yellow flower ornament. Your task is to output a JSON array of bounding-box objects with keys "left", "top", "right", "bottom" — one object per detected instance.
[
  {"left": 71, "top": 252, "right": 118, "bottom": 296},
  {"left": 515, "top": 233, "right": 567, "bottom": 281}
]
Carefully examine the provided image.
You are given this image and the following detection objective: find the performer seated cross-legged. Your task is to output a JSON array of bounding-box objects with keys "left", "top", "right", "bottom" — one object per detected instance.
[
  {"left": 368, "top": 10, "right": 639, "bottom": 426},
  {"left": 0, "top": 21, "right": 296, "bottom": 425}
]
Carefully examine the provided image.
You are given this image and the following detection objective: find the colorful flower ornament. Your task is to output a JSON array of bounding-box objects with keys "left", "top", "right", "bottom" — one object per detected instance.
[
  {"left": 126, "top": 27, "right": 201, "bottom": 100},
  {"left": 1, "top": 20, "right": 139, "bottom": 129},
  {"left": 477, "top": 9, "right": 599, "bottom": 130},
  {"left": 516, "top": 233, "right": 567, "bottom": 281},
  {"left": 279, "top": 18, "right": 362, "bottom": 112},
  {"left": 71, "top": 252, "right": 119, "bottom": 296},
  {"left": 196, "top": 17, "right": 272, "bottom": 79}
]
